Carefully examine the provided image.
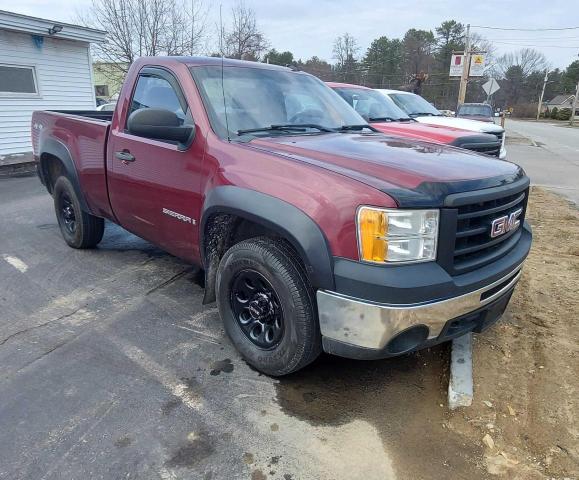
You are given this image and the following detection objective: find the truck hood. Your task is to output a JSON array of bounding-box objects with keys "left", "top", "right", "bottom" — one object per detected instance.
[
  {"left": 413, "top": 115, "right": 504, "bottom": 133},
  {"left": 369, "top": 121, "right": 488, "bottom": 144},
  {"left": 247, "top": 132, "right": 524, "bottom": 207}
]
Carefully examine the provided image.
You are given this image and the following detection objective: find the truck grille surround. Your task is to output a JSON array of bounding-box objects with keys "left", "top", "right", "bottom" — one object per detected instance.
[
  {"left": 493, "top": 131, "right": 504, "bottom": 145},
  {"left": 463, "top": 142, "right": 501, "bottom": 157},
  {"left": 438, "top": 180, "right": 529, "bottom": 275}
]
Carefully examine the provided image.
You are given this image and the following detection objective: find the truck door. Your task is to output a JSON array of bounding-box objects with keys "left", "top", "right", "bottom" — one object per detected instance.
[{"left": 107, "top": 67, "right": 203, "bottom": 262}]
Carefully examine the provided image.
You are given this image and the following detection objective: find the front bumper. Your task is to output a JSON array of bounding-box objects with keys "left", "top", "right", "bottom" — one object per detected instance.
[{"left": 317, "top": 222, "right": 531, "bottom": 360}]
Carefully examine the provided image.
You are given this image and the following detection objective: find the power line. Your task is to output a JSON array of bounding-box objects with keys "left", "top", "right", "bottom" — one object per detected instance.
[
  {"left": 492, "top": 41, "right": 579, "bottom": 49},
  {"left": 472, "top": 25, "right": 579, "bottom": 31},
  {"left": 489, "top": 36, "right": 579, "bottom": 41}
]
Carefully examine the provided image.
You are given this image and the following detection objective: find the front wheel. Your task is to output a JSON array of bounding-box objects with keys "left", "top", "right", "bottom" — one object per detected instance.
[
  {"left": 216, "top": 237, "right": 321, "bottom": 376},
  {"left": 53, "top": 176, "right": 104, "bottom": 249}
]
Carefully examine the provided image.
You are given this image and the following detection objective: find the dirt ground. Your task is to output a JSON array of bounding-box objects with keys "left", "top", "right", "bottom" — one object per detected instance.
[{"left": 446, "top": 187, "right": 579, "bottom": 479}]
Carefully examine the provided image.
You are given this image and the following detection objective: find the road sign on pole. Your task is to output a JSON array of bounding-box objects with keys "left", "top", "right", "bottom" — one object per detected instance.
[{"left": 482, "top": 78, "right": 500, "bottom": 97}]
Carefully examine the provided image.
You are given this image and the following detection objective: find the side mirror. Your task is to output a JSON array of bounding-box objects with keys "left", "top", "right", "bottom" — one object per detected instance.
[{"left": 127, "top": 108, "right": 194, "bottom": 145}]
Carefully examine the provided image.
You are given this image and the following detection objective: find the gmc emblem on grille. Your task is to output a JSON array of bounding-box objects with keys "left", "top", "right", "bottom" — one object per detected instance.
[{"left": 490, "top": 208, "right": 523, "bottom": 238}]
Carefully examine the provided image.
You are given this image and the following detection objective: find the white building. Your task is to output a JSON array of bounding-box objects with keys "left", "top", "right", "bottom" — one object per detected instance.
[{"left": 0, "top": 10, "right": 106, "bottom": 157}]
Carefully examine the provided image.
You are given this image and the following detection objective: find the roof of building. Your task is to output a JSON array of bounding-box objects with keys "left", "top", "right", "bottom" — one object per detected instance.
[
  {"left": 547, "top": 94, "right": 575, "bottom": 105},
  {"left": 0, "top": 9, "right": 106, "bottom": 43}
]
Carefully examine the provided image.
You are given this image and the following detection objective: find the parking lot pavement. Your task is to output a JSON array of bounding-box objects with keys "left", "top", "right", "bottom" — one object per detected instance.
[
  {"left": 505, "top": 119, "right": 579, "bottom": 205},
  {"left": 1, "top": 175, "right": 492, "bottom": 480}
]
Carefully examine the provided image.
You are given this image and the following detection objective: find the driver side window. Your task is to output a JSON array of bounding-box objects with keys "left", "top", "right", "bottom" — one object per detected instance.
[{"left": 129, "top": 75, "right": 188, "bottom": 125}]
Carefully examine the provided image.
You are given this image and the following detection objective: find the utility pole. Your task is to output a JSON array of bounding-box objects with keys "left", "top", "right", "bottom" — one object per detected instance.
[
  {"left": 536, "top": 69, "right": 549, "bottom": 121},
  {"left": 570, "top": 79, "right": 579, "bottom": 127},
  {"left": 457, "top": 23, "right": 471, "bottom": 107}
]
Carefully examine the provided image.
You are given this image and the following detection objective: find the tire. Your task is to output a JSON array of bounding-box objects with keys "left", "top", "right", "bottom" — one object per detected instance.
[
  {"left": 53, "top": 176, "right": 104, "bottom": 249},
  {"left": 216, "top": 237, "right": 321, "bottom": 376}
]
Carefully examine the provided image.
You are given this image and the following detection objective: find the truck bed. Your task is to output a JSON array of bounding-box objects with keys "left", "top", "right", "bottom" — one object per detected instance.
[
  {"left": 32, "top": 109, "right": 113, "bottom": 219},
  {"left": 48, "top": 110, "right": 114, "bottom": 122}
]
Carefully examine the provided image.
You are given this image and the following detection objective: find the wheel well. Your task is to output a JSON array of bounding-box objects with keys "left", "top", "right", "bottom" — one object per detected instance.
[
  {"left": 201, "top": 213, "right": 306, "bottom": 304},
  {"left": 40, "top": 153, "right": 65, "bottom": 193}
]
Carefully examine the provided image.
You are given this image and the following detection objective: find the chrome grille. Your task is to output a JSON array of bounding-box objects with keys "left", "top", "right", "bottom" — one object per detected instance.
[{"left": 452, "top": 189, "right": 528, "bottom": 273}]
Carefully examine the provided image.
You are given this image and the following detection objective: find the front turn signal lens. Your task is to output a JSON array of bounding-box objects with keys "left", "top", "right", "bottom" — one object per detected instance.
[
  {"left": 357, "top": 207, "right": 439, "bottom": 264},
  {"left": 357, "top": 207, "right": 388, "bottom": 262}
]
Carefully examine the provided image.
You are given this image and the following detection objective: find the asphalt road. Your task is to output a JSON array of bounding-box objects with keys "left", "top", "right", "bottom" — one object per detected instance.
[
  {"left": 505, "top": 119, "right": 579, "bottom": 205},
  {"left": 0, "top": 175, "right": 475, "bottom": 480}
]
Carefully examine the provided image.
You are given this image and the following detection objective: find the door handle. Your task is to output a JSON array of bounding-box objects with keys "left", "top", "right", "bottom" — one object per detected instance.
[{"left": 115, "top": 150, "right": 135, "bottom": 163}]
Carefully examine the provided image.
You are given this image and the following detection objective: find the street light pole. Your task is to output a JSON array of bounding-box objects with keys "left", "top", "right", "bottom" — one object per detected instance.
[
  {"left": 570, "top": 79, "right": 579, "bottom": 127},
  {"left": 457, "top": 24, "right": 471, "bottom": 108},
  {"left": 536, "top": 69, "right": 549, "bottom": 121}
]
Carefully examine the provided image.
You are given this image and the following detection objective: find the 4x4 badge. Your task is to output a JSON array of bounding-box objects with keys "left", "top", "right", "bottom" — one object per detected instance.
[{"left": 490, "top": 208, "right": 522, "bottom": 238}]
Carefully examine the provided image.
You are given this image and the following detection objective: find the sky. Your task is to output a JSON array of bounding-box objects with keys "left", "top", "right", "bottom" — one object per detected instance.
[{"left": 1, "top": 0, "right": 578, "bottom": 70}]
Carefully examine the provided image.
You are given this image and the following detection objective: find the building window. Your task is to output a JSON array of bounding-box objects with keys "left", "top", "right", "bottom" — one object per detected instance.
[
  {"left": 95, "top": 85, "right": 110, "bottom": 97},
  {"left": 0, "top": 65, "right": 38, "bottom": 94}
]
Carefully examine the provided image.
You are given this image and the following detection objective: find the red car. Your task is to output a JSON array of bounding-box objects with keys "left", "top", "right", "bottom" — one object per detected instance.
[
  {"left": 328, "top": 82, "right": 502, "bottom": 157},
  {"left": 32, "top": 57, "right": 531, "bottom": 375}
]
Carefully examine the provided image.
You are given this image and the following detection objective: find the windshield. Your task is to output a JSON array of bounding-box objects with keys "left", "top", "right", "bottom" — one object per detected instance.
[
  {"left": 457, "top": 104, "right": 493, "bottom": 117},
  {"left": 333, "top": 87, "right": 411, "bottom": 121},
  {"left": 191, "top": 66, "right": 366, "bottom": 138},
  {"left": 387, "top": 92, "right": 441, "bottom": 117}
]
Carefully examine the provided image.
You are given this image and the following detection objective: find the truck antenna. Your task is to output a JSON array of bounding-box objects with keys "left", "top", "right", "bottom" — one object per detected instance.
[{"left": 219, "top": 4, "right": 231, "bottom": 142}]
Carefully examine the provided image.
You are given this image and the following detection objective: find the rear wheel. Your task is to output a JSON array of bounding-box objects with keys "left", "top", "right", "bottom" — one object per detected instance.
[
  {"left": 53, "top": 176, "right": 104, "bottom": 248},
  {"left": 216, "top": 237, "right": 321, "bottom": 376}
]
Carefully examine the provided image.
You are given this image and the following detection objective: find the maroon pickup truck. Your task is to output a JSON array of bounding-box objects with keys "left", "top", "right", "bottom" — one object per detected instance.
[{"left": 32, "top": 57, "right": 532, "bottom": 376}]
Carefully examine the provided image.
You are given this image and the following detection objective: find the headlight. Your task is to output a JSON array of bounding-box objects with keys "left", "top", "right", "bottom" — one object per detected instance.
[{"left": 357, "top": 207, "right": 439, "bottom": 263}]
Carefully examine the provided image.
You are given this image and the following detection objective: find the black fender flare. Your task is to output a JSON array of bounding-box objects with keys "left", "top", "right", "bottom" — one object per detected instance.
[
  {"left": 39, "top": 136, "right": 90, "bottom": 212},
  {"left": 201, "top": 186, "right": 335, "bottom": 291}
]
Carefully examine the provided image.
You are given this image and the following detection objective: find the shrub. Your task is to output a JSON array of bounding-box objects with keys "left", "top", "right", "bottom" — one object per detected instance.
[
  {"left": 551, "top": 107, "right": 559, "bottom": 119},
  {"left": 511, "top": 103, "right": 537, "bottom": 118},
  {"left": 557, "top": 108, "right": 572, "bottom": 121}
]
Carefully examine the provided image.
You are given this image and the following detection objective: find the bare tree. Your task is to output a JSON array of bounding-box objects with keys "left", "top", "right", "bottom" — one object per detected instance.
[
  {"left": 496, "top": 48, "right": 549, "bottom": 77},
  {"left": 332, "top": 33, "right": 359, "bottom": 70},
  {"left": 78, "top": 0, "right": 209, "bottom": 79},
  {"left": 222, "top": 1, "right": 269, "bottom": 61}
]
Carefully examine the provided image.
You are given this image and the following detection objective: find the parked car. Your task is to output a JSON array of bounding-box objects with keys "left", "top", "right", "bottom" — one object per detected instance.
[
  {"left": 329, "top": 82, "right": 502, "bottom": 157},
  {"left": 32, "top": 57, "right": 531, "bottom": 376},
  {"left": 96, "top": 102, "right": 117, "bottom": 112},
  {"left": 456, "top": 103, "right": 495, "bottom": 122},
  {"left": 377, "top": 89, "right": 507, "bottom": 159}
]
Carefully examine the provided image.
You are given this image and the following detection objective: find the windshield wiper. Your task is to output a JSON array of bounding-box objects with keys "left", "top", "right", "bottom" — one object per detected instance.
[
  {"left": 237, "top": 124, "right": 334, "bottom": 135},
  {"left": 409, "top": 112, "right": 441, "bottom": 117},
  {"left": 368, "top": 116, "right": 396, "bottom": 122},
  {"left": 369, "top": 116, "right": 413, "bottom": 123},
  {"left": 335, "top": 124, "right": 376, "bottom": 132}
]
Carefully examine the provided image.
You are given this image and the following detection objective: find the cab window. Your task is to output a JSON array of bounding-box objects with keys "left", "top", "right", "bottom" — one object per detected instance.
[{"left": 129, "top": 75, "right": 189, "bottom": 125}]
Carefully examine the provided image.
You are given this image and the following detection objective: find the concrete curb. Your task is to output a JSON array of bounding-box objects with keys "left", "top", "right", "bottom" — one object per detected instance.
[
  {"left": 448, "top": 333, "right": 474, "bottom": 410},
  {"left": 0, "top": 152, "right": 37, "bottom": 178},
  {"left": 0, "top": 161, "right": 37, "bottom": 178}
]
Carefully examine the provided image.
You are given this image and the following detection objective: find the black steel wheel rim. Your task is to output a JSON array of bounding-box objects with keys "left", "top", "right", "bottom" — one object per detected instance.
[
  {"left": 59, "top": 192, "right": 76, "bottom": 234},
  {"left": 230, "top": 269, "right": 284, "bottom": 349}
]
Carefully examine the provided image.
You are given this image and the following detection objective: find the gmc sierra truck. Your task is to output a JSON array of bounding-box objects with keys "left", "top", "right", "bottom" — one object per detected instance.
[{"left": 32, "top": 57, "right": 532, "bottom": 376}]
